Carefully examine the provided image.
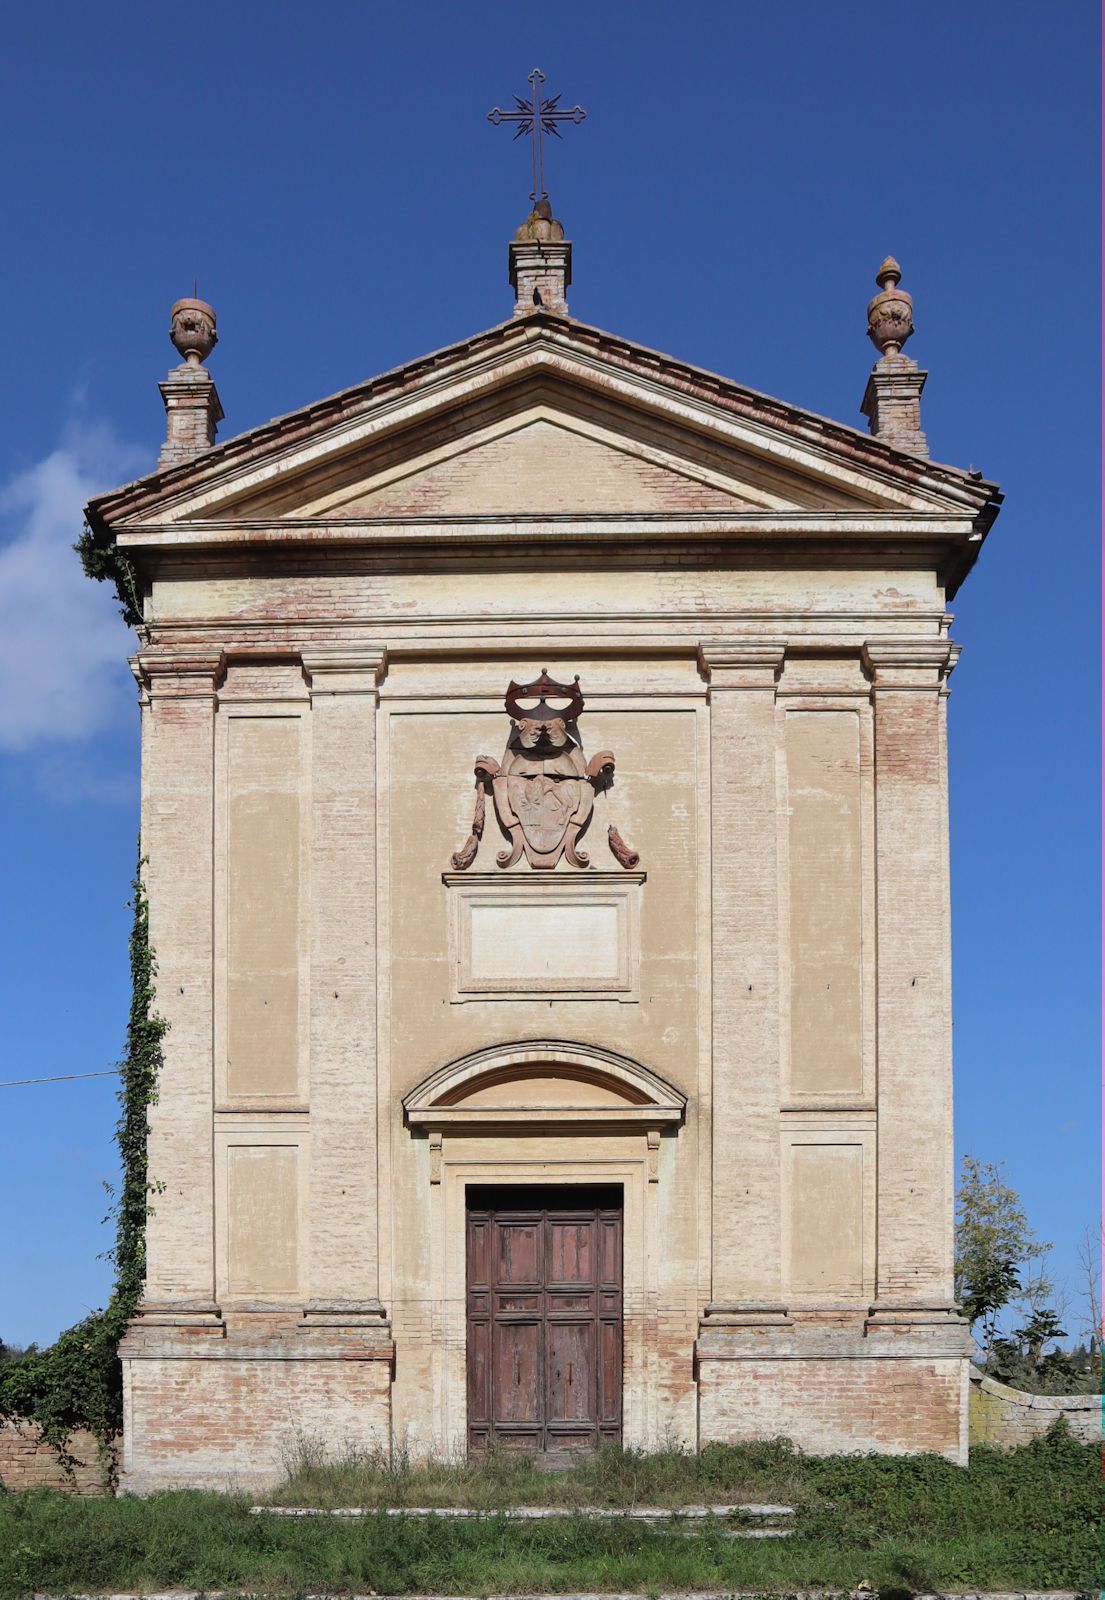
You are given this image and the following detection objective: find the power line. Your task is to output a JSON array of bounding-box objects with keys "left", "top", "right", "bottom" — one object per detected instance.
[{"left": 0, "top": 1069, "right": 121, "bottom": 1088}]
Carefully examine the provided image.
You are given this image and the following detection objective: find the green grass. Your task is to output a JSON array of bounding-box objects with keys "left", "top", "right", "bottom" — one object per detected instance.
[
  {"left": 263, "top": 1430, "right": 820, "bottom": 1511},
  {"left": 0, "top": 1430, "right": 1099, "bottom": 1597}
]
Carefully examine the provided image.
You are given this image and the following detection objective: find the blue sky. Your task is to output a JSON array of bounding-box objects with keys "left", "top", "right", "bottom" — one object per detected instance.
[{"left": 0, "top": 2, "right": 1098, "bottom": 1349}]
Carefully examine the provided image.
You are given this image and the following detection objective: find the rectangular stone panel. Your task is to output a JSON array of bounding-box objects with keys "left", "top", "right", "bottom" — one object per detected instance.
[
  {"left": 785, "top": 1141, "right": 863, "bottom": 1297},
  {"left": 445, "top": 872, "right": 644, "bottom": 1002},
  {"left": 227, "top": 717, "right": 301, "bottom": 1098},
  {"left": 785, "top": 710, "right": 862, "bottom": 1094},
  {"left": 226, "top": 1144, "right": 299, "bottom": 1296},
  {"left": 471, "top": 901, "right": 620, "bottom": 984}
]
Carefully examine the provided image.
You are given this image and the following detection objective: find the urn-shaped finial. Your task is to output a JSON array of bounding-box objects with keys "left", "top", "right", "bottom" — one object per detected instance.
[
  {"left": 169, "top": 296, "right": 218, "bottom": 366},
  {"left": 866, "top": 256, "right": 914, "bottom": 357},
  {"left": 513, "top": 196, "right": 566, "bottom": 244}
]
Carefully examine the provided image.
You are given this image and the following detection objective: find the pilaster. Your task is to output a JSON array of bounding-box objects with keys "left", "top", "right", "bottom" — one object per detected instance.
[
  {"left": 862, "top": 638, "right": 958, "bottom": 1307},
  {"left": 302, "top": 649, "right": 387, "bottom": 1315},
  {"left": 133, "top": 648, "right": 225, "bottom": 1309},
  {"left": 697, "top": 641, "right": 786, "bottom": 1316}
]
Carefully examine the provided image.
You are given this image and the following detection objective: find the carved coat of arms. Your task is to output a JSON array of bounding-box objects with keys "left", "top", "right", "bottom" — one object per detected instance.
[{"left": 451, "top": 671, "right": 640, "bottom": 872}]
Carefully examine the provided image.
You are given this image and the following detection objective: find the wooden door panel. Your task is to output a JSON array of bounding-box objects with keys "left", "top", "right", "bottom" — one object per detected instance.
[
  {"left": 546, "top": 1291, "right": 594, "bottom": 1313},
  {"left": 467, "top": 1317, "right": 491, "bottom": 1427},
  {"left": 496, "top": 1292, "right": 541, "bottom": 1313},
  {"left": 600, "top": 1217, "right": 620, "bottom": 1284},
  {"left": 495, "top": 1220, "right": 541, "bottom": 1285},
  {"left": 467, "top": 1187, "right": 622, "bottom": 1454},
  {"left": 467, "top": 1215, "right": 490, "bottom": 1286},
  {"left": 547, "top": 1320, "right": 595, "bottom": 1422},
  {"left": 494, "top": 1320, "right": 541, "bottom": 1422},
  {"left": 548, "top": 1218, "right": 595, "bottom": 1284},
  {"left": 600, "top": 1317, "right": 621, "bottom": 1424}
]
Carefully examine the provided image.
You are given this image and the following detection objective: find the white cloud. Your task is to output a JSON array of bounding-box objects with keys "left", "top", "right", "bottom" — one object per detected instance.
[{"left": 0, "top": 424, "right": 147, "bottom": 753}]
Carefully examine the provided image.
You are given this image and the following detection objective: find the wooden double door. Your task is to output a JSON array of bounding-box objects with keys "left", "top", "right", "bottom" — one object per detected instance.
[{"left": 466, "top": 1185, "right": 623, "bottom": 1456}]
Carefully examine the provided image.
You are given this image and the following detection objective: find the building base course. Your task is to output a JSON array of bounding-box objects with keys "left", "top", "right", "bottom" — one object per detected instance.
[
  {"left": 697, "top": 1313, "right": 972, "bottom": 1465},
  {"left": 120, "top": 1312, "right": 393, "bottom": 1493}
]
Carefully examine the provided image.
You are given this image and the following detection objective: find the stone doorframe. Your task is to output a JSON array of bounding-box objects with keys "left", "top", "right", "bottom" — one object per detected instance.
[{"left": 401, "top": 1040, "right": 685, "bottom": 1453}]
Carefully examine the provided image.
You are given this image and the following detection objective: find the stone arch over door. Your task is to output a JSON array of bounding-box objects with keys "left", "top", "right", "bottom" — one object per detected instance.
[
  {"left": 403, "top": 1038, "right": 686, "bottom": 1136},
  {"left": 401, "top": 1040, "right": 686, "bottom": 1454}
]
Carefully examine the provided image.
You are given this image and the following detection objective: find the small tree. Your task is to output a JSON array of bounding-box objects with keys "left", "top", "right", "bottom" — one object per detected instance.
[
  {"left": 1014, "top": 1307, "right": 1067, "bottom": 1370},
  {"left": 955, "top": 1155, "right": 1052, "bottom": 1365},
  {"left": 959, "top": 1256, "right": 1021, "bottom": 1364},
  {"left": 956, "top": 1156, "right": 1017, "bottom": 1359}
]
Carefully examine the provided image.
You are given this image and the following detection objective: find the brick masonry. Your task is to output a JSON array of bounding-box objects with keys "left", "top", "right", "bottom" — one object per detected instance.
[
  {"left": 968, "top": 1369, "right": 1100, "bottom": 1449},
  {"left": 119, "top": 1315, "right": 394, "bottom": 1492},
  {"left": 701, "top": 1355, "right": 965, "bottom": 1460},
  {"left": 0, "top": 1422, "right": 114, "bottom": 1496}
]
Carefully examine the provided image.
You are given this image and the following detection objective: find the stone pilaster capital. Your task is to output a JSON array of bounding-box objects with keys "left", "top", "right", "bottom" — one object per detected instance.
[
  {"left": 302, "top": 647, "right": 387, "bottom": 699},
  {"left": 132, "top": 648, "right": 226, "bottom": 702},
  {"left": 697, "top": 639, "right": 786, "bottom": 692},
  {"left": 861, "top": 638, "right": 958, "bottom": 692}
]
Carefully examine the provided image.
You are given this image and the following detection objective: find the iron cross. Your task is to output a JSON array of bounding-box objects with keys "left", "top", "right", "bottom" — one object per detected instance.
[{"left": 487, "top": 68, "right": 587, "bottom": 203}]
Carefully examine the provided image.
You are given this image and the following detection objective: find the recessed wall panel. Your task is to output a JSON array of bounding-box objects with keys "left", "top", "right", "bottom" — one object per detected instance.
[
  {"left": 226, "top": 1144, "right": 298, "bottom": 1295},
  {"left": 786, "top": 711, "right": 862, "bottom": 1094},
  {"left": 227, "top": 718, "right": 300, "bottom": 1098},
  {"left": 786, "top": 1142, "right": 863, "bottom": 1296}
]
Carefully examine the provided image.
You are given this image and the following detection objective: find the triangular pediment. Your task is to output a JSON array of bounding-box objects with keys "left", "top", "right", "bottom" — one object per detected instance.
[
  {"left": 89, "top": 316, "right": 999, "bottom": 589},
  {"left": 296, "top": 413, "right": 769, "bottom": 519}
]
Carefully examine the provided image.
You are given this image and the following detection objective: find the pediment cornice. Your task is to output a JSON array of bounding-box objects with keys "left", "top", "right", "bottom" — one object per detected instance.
[{"left": 88, "top": 315, "right": 1000, "bottom": 533}]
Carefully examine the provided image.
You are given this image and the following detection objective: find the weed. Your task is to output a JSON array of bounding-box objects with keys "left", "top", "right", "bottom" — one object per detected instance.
[{"left": 0, "top": 1436, "right": 1097, "bottom": 1597}]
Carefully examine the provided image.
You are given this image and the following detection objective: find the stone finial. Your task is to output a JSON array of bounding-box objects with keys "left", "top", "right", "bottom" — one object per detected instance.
[
  {"left": 860, "top": 256, "right": 928, "bottom": 458},
  {"left": 866, "top": 257, "right": 915, "bottom": 356},
  {"left": 158, "top": 295, "right": 224, "bottom": 471},
  {"left": 513, "top": 198, "right": 565, "bottom": 245},
  {"left": 508, "top": 199, "right": 572, "bottom": 318},
  {"left": 169, "top": 296, "right": 218, "bottom": 365}
]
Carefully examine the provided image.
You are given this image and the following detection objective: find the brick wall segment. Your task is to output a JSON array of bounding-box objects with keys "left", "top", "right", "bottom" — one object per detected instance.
[
  {"left": 0, "top": 1423, "right": 114, "bottom": 1495},
  {"left": 968, "top": 1369, "right": 1101, "bottom": 1448}
]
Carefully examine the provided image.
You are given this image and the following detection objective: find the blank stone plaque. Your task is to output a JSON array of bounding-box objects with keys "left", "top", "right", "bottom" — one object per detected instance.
[{"left": 443, "top": 872, "right": 645, "bottom": 1002}]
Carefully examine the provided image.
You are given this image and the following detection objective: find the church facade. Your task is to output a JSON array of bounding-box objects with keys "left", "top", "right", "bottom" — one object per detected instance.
[{"left": 86, "top": 206, "right": 1001, "bottom": 1490}]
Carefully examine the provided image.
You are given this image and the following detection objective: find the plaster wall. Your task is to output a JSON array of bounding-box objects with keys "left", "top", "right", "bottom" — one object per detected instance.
[
  {"left": 117, "top": 417, "right": 970, "bottom": 1482},
  {"left": 147, "top": 563, "right": 944, "bottom": 633}
]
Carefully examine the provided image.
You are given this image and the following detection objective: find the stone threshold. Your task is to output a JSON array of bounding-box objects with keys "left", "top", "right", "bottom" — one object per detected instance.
[
  {"left": 250, "top": 1501, "right": 795, "bottom": 1539},
  {"left": 250, "top": 1501, "right": 795, "bottom": 1518},
  {"left": 252, "top": 1504, "right": 796, "bottom": 1542}
]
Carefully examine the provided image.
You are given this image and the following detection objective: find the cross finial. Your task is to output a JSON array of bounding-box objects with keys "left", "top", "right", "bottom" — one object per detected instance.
[{"left": 487, "top": 68, "right": 586, "bottom": 202}]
